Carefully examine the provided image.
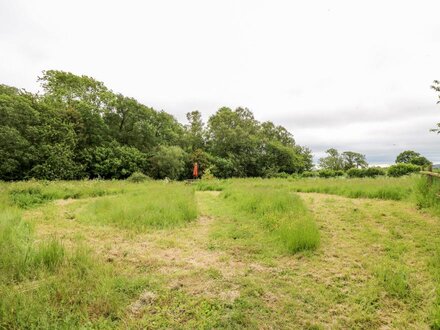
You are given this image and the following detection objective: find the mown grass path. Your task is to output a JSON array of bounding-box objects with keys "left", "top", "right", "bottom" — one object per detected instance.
[{"left": 25, "top": 190, "right": 440, "bottom": 328}]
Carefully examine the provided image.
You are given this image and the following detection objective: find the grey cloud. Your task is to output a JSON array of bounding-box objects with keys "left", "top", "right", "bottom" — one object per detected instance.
[
  {"left": 272, "top": 102, "right": 439, "bottom": 129},
  {"left": 1, "top": 0, "right": 440, "bottom": 165}
]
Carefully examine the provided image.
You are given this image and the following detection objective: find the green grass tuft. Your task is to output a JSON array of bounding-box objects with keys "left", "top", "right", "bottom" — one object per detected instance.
[
  {"left": 76, "top": 183, "right": 198, "bottom": 231},
  {"left": 375, "top": 263, "right": 410, "bottom": 299},
  {"left": 222, "top": 185, "right": 319, "bottom": 254}
]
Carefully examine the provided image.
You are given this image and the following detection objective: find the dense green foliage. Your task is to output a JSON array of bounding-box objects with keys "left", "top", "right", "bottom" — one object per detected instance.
[
  {"left": 319, "top": 148, "right": 368, "bottom": 171},
  {"left": 346, "top": 167, "right": 386, "bottom": 178},
  {"left": 126, "top": 171, "right": 151, "bottom": 183},
  {"left": 387, "top": 163, "right": 420, "bottom": 177},
  {"left": 0, "top": 71, "right": 312, "bottom": 181},
  {"left": 318, "top": 169, "right": 345, "bottom": 178},
  {"left": 395, "top": 150, "right": 431, "bottom": 167}
]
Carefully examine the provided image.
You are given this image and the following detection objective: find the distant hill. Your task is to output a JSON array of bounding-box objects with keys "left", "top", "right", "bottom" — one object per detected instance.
[{"left": 433, "top": 164, "right": 440, "bottom": 169}]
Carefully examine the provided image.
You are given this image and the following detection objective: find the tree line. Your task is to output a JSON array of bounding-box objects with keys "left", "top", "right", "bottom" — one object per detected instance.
[
  {"left": 1, "top": 71, "right": 437, "bottom": 181},
  {"left": 0, "top": 70, "right": 313, "bottom": 181},
  {"left": 315, "top": 148, "right": 431, "bottom": 178}
]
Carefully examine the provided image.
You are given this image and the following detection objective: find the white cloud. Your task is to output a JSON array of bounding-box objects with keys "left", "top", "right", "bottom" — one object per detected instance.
[{"left": 1, "top": 0, "right": 439, "bottom": 164}]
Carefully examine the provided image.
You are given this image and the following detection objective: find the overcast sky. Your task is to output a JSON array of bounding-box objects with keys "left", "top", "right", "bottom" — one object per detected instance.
[{"left": 1, "top": 0, "right": 439, "bottom": 164}]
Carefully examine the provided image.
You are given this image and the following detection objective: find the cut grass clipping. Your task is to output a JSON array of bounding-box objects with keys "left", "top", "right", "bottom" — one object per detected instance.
[
  {"left": 76, "top": 183, "right": 198, "bottom": 231},
  {"left": 223, "top": 186, "right": 319, "bottom": 253}
]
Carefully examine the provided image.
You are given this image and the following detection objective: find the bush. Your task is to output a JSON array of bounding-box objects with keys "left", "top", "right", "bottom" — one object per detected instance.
[
  {"left": 29, "top": 144, "right": 83, "bottom": 180},
  {"left": 210, "top": 157, "right": 238, "bottom": 179},
  {"left": 265, "top": 172, "right": 290, "bottom": 179},
  {"left": 387, "top": 163, "right": 420, "bottom": 177},
  {"left": 126, "top": 171, "right": 151, "bottom": 183},
  {"left": 346, "top": 168, "right": 363, "bottom": 178},
  {"left": 201, "top": 168, "right": 215, "bottom": 180},
  {"left": 365, "top": 167, "right": 386, "bottom": 177},
  {"left": 318, "top": 169, "right": 344, "bottom": 178},
  {"left": 301, "top": 171, "right": 318, "bottom": 178},
  {"left": 347, "top": 167, "right": 386, "bottom": 178},
  {"left": 83, "top": 144, "right": 148, "bottom": 179},
  {"left": 149, "top": 146, "right": 187, "bottom": 180}
]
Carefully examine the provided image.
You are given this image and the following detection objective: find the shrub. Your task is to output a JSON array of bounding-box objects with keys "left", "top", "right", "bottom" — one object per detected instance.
[
  {"left": 265, "top": 172, "right": 290, "bottom": 179},
  {"left": 126, "top": 171, "right": 151, "bottom": 183},
  {"left": 318, "top": 169, "right": 344, "bottom": 178},
  {"left": 29, "top": 144, "right": 83, "bottom": 180},
  {"left": 347, "top": 168, "right": 364, "bottom": 178},
  {"left": 347, "top": 167, "right": 386, "bottom": 178},
  {"left": 201, "top": 168, "right": 215, "bottom": 180},
  {"left": 387, "top": 163, "right": 420, "bottom": 177},
  {"left": 365, "top": 167, "right": 386, "bottom": 177},
  {"left": 301, "top": 171, "right": 318, "bottom": 178},
  {"left": 210, "top": 157, "right": 237, "bottom": 179},
  {"left": 83, "top": 144, "right": 148, "bottom": 179},
  {"left": 149, "top": 146, "right": 187, "bottom": 180}
]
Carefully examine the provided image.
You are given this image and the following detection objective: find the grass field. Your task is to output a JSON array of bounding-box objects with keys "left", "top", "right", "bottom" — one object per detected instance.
[{"left": 1, "top": 175, "right": 440, "bottom": 328}]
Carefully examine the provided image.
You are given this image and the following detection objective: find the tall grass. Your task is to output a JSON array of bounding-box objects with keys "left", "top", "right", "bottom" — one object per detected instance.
[
  {"left": 0, "top": 245, "right": 150, "bottom": 329},
  {"left": 288, "top": 177, "right": 415, "bottom": 201},
  {"left": 7, "top": 180, "right": 125, "bottom": 208},
  {"left": 222, "top": 186, "right": 320, "bottom": 253},
  {"left": 0, "top": 188, "right": 150, "bottom": 328},
  {"left": 415, "top": 176, "right": 440, "bottom": 215},
  {"left": 194, "top": 179, "right": 228, "bottom": 191},
  {"left": 0, "top": 208, "right": 65, "bottom": 283},
  {"left": 77, "top": 183, "right": 198, "bottom": 231}
]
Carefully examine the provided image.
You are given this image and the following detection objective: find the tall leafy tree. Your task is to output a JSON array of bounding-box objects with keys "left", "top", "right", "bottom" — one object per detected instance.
[
  {"left": 342, "top": 151, "right": 368, "bottom": 170},
  {"left": 39, "top": 70, "right": 112, "bottom": 149},
  {"left": 149, "top": 145, "right": 187, "bottom": 180},
  {"left": 185, "top": 111, "right": 205, "bottom": 151},
  {"left": 0, "top": 71, "right": 314, "bottom": 180},
  {"left": 395, "top": 150, "right": 431, "bottom": 166},
  {"left": 260, "top": 121, "right": 295, "bottom": 146},
  {"left": 319, "top": 148, "right": 344, "bottom": 170},
  {"left": 207, "top": 107, "right": 260, "bottom": 176}
]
